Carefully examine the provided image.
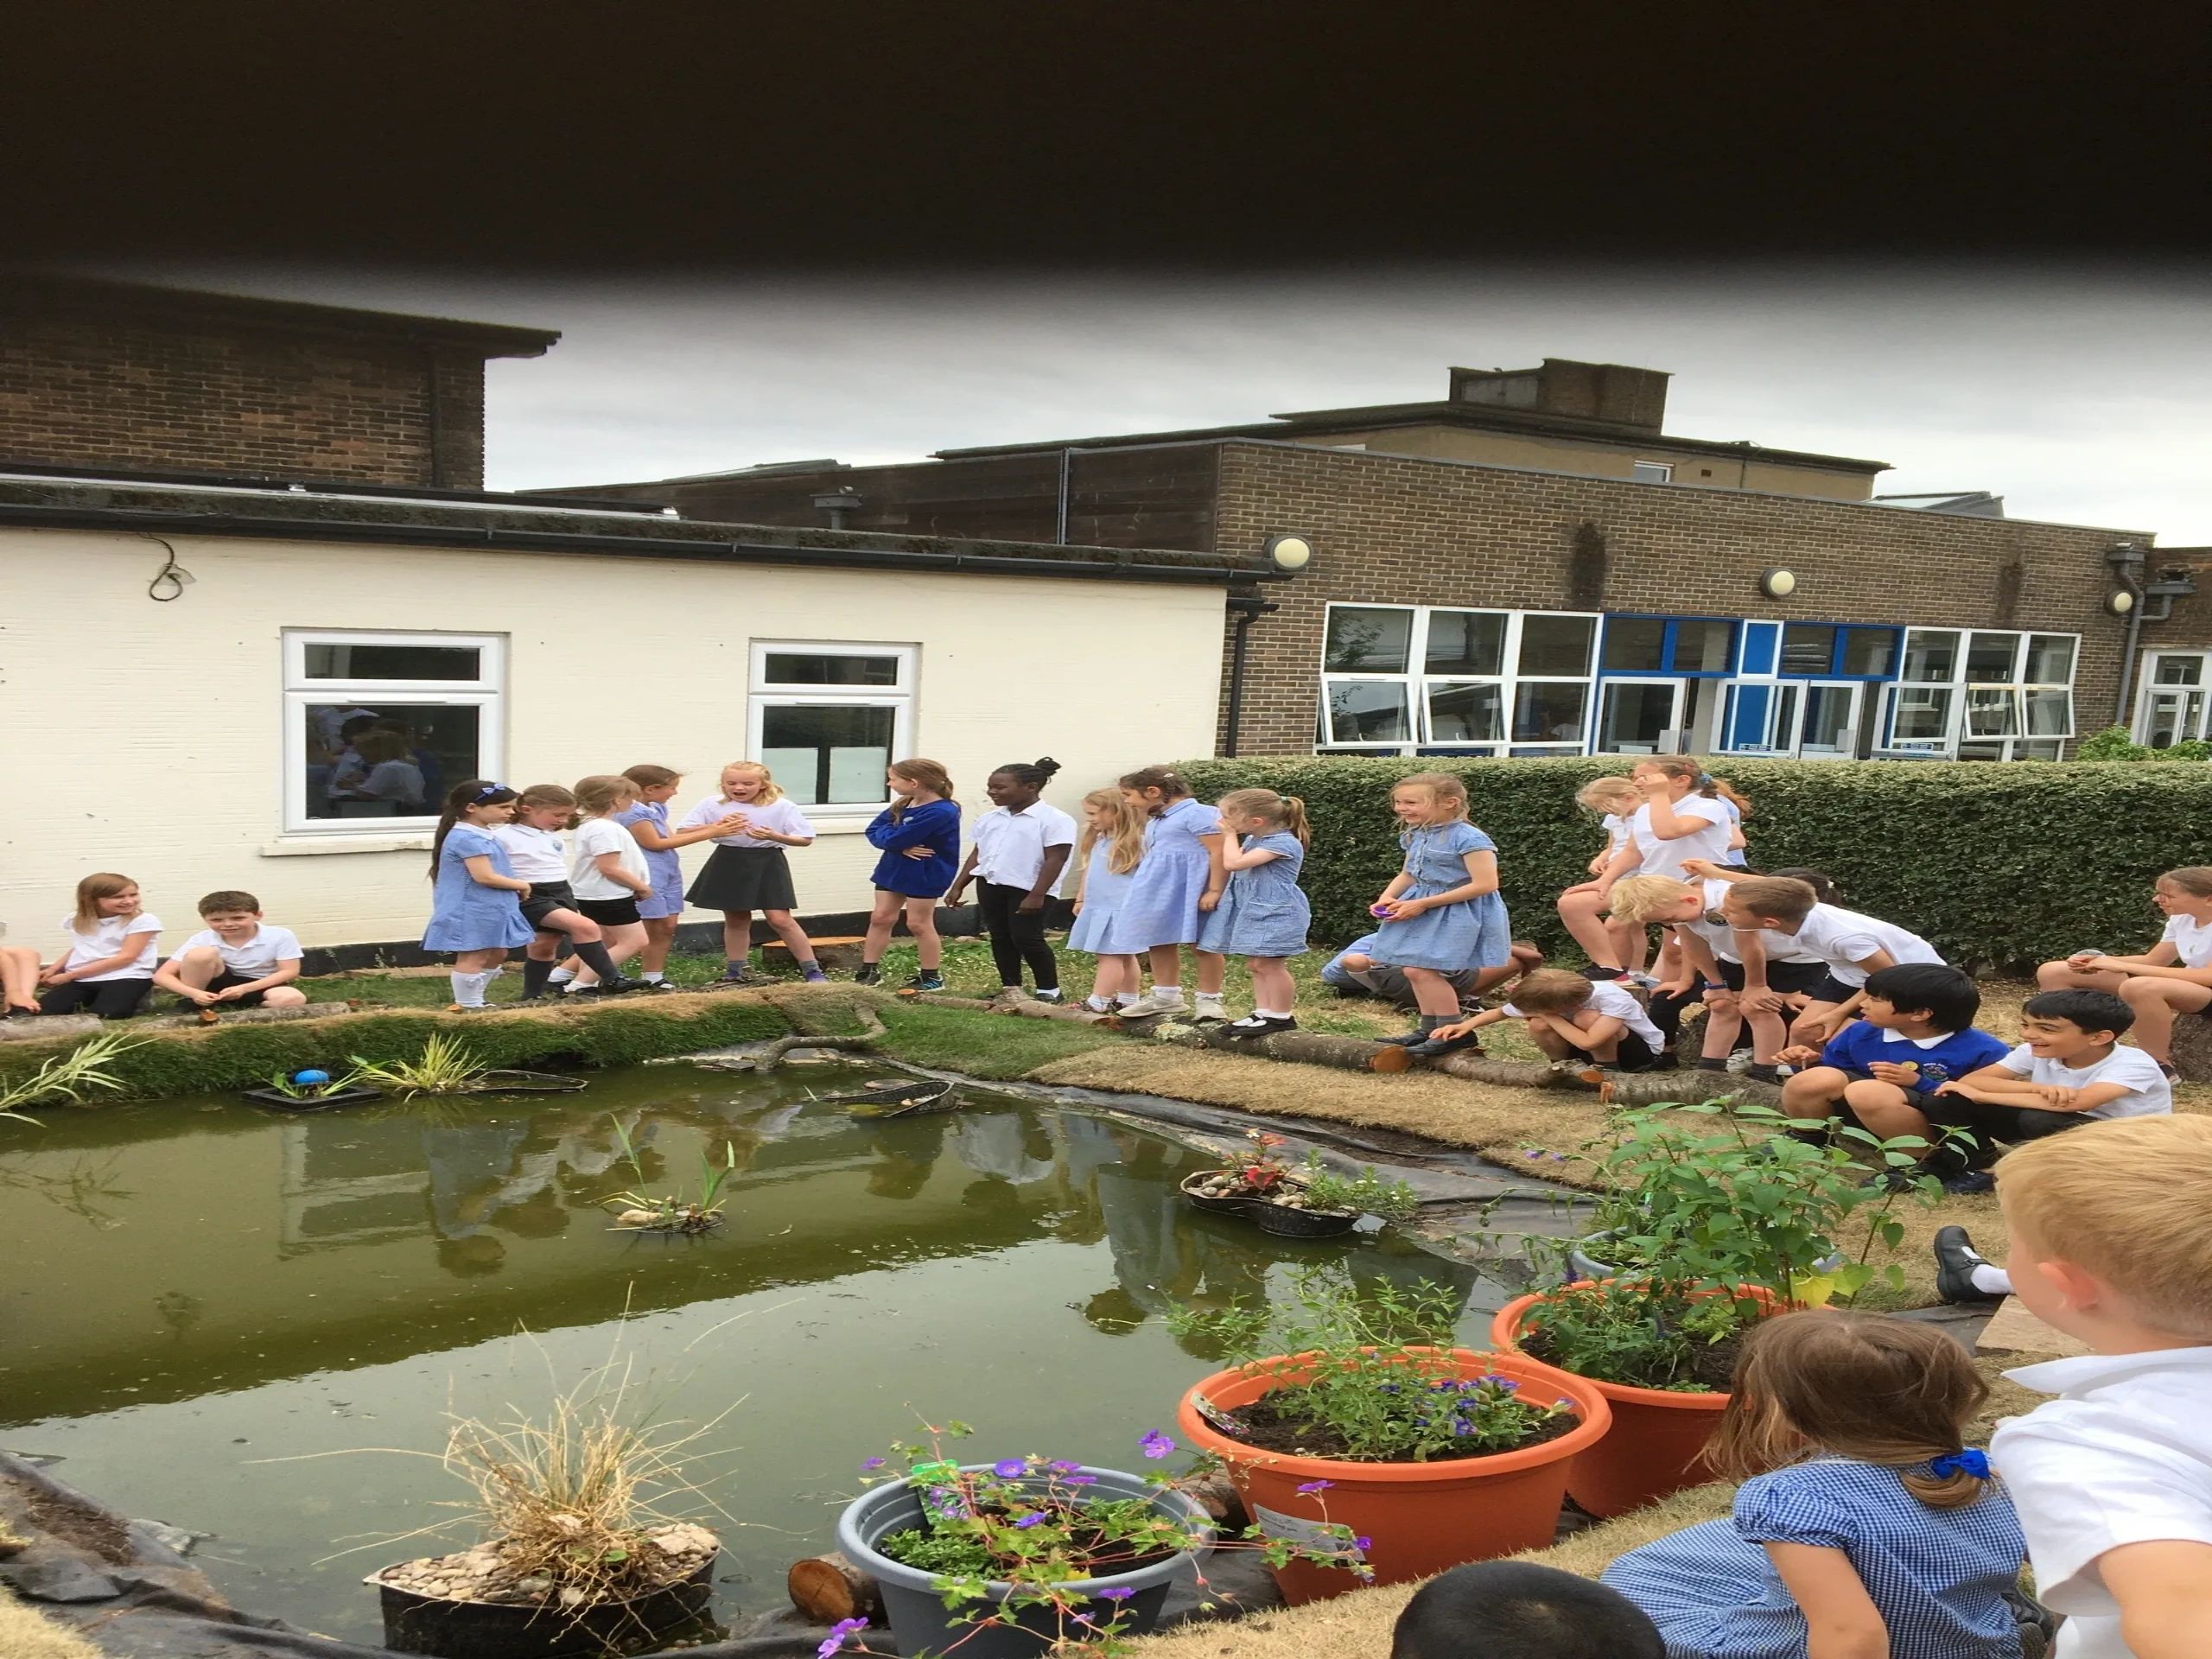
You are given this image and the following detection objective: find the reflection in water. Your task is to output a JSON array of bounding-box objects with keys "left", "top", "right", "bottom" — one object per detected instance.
[{"left": 0, "top": 1064, "right": 1493, "bottom": 1643}]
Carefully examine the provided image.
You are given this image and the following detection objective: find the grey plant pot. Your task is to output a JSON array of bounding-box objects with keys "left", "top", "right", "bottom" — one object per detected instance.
[{"left": 835, "top": 1464, "right": 1209, "bottom": 1658}]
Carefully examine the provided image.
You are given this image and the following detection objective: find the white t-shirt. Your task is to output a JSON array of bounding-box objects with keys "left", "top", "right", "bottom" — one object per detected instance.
[
  {"left": 677, "top": 795, "right": 818, "bottom": 849},
  {"left": 970, "top": 802, "right": 1078, "bottom": 895},
  {"left": 60, "top": 912, "right": 162, "bottom": 980},
  {"left": 1628, "top": 796, "right": 1733, "bottom": 879},
  {"left": 1993, "top": 1347, "right": 2212, "bottom": 1659},
  {"left": 2161, "top": 912, "right": 2212, "bottom": 969},
  {"left": 1600, "top": 812, "right": 1635, "bottom": 857},
  {"left": 1682, "top": 879, "right": 1824, "bottom": 966},
  {"left": 492, "top": 823, "right": 572, "bottom": 883},
  {"left": 1786, "top": 903, "right": 1942, "bottom": 985},
  {"left": 1997, "top": 1041, "right": 2172, "bottom": 1120},
  {"left": 569, "top": 817, "right": 650, "bottom": 899},
  {"left": 359, "top": 759, "right": 425, "bottom": 806},
  {"left": 171, "top": 924, "right": 302, "bottom": 980},
  {"left": 1504, "top": 978, "right": 1665, "bottom": 1052}
]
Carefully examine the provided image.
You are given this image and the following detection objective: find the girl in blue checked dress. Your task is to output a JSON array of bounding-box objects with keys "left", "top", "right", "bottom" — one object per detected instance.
[
  {"left": 1370, "top": 772, "right": 1511, "bottom": 1049},
  {"left": 1198, "top": 787, "right": 1313, "bottom": 1033},
  {"left": 1110, "top": 765, "right": 1228, "bottom": 1021},
  {"left": 1068, "top": 788, "right": 1149, "bottom": 1013},
  {"left": 1602, "top": 1312, "right": 2033, "bottom": 1659},
  {"left": 423, "top": 780, "right": 537, "bottom": 1012}
]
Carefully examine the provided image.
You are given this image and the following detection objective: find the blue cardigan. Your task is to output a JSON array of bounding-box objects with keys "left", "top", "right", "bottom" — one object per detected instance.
[{"left": 865, "top": 798, "right": 962, "bottom": 897}]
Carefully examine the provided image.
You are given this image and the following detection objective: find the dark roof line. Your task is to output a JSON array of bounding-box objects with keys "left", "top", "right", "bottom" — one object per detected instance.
[
  {"left": 0, "top": 457, "right": 668, "bottom": 515},
  {"left": 3, "top": 270, "right": 562, "bottom": 357}
]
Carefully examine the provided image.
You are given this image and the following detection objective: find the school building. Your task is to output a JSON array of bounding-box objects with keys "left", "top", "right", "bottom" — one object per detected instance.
[
  {"left": 577, "top": 358, "right": 2210, "bottom": 762},
  {"left": 0, "top": 278, "right": 1278, "bottom": 957}
]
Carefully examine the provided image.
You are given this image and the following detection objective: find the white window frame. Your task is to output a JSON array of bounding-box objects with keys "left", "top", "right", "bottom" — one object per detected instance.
[
  {"left": 1318, "top": 603, "right": 1600, "bottom": 756},
  {"left": 282, "top": 628, "right": 505, "bottom": 836},
  {"left": 1630, "top": 461, "right": 1674, "bottom": 484},
  {"left": 1876, "top": 627, "right": 2079, "bottom": 760},
  {"left": 747, "top": 640, "right": 917, "bottom": 811},
  {"left": 2134, "top": 651, "right": 2212, "bottom": 748}
]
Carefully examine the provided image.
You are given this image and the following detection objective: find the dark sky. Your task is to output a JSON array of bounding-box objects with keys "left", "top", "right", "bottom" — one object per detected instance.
[{"left": 137, "top": 263, "right": 2212, "bottom": 543}]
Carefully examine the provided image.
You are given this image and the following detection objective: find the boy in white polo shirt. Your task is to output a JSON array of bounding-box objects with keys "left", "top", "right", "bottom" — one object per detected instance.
[
  {"left": 153, "top": 890, "right": 308, "bottom": 1010},
  {"left": 1700, "top": 868, "right": 1943, "bottom": 1044},
  {"left": 944, "top": 758, "right": 1077, "bottom": 1002},
  {"left": 1986, "top": 1115, "right": 2212, "bottom": 1659}
]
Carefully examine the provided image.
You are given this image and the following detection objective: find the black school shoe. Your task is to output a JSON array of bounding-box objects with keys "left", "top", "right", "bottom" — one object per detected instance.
[
  {"left": 1227, "top": 1014, "right": 1297, "bottom": 1034},
  {"left": 1933, "top": 1224, "right": 2005, "bottom": 1304},
  {"left": 1403, "top": 1031, "right": 1484, "bottom": 1059}
]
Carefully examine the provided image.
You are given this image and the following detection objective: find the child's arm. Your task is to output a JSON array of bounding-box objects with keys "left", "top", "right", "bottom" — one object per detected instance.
[
  {"left": 1389, "top": 849, "right": 1497, "bottom": 918},
  {"left": 1197, "top": 826, "right": 1227, "bottom": 913},
  {"left": 213, "top": 955, "right": 302, "bottom": 1001},
  {"left": 870, "top": 803, "right": 947, "bottom": 854},
  {"left": 632, "top": 814, "right": 746, "bottom": 853},
  {"left": 1552, "top": 1007, "right": 1625, "bottom": 1047},
  {"left": 1641, "top": 793, "right": 1713, "bottom": 842},
  {"left": 1670, "top": 930, "right": 1727, "bottom": 998},
  {"left": 1025, "top": 843, "right": 1072, "bottom": 913},
  {"left": 944, "top": 847, "right": 982, "bottom": 903},
  {"left": 1372, "top": 868, "right": 1415, "bottom": 912},
  {"left": 1679, "top": 859, "right": 1750, "bottom": 882},
  {"left": 46, "top": 935, "right": 160, "bottom": 984},
  {"left": 592, "top": 850, "right": 652, "bottom": 896},
  {"left": 1220, "top": 836, "right": 1285, "bottom": 872},
  {"left": 1429, "top": 1007, "right": 1510, "bottom": 1041},
  {"left": 2101, "top": 1539, "right": 2212, "bottom": 1659},
  {"left": 1565, "top": 842, "right": 1638, "bottom": 897},
  {"left": 1763, "top": 1542, "right": 1889, "bottom": 1659},
  {"left": 2082, "top": 956, "right": 2212, "bottom": 988},
  {"left": 462, "top": 855, "right": 530, "bottom": 893},
  {"left": 1931, "top": 1058, "right": 2044, "bottom": 1106}
]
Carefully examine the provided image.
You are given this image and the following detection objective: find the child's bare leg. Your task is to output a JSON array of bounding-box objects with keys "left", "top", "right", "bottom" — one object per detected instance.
[
  {"left": 171, "top": 946, "right": 225, "bottom": 995},
  {"left": 862, "top": 892, "right": 900, "bottom": 963},
  {"left": 1404, "top": 966, "right": 1459, "bottom": 1019},
  {"left": 3, "top": 945, "right": 43, "bottom": 1009},
  {"left": 906, "top": 899, "right": 942, "bottom": 969},
  {"left": 1789, "top": 1001, "right": 1846, "bottom": 1046},
  {"left": 1147, "top": 944, "right": 1185, "bottom": 994},
  {"left": 1744, "top": 1006, "right": 1787, "bottom": 1065},
  {"left": 1528, "top": 1022, "right": 1574, "bottom": 1061},
  {"left": 762, "top": 908, "right": 820, "bottom": 969},
  {"left": 1557, "top": 1014, "right": 1618, "bottom": 1061},
  {"left": 1193, "top": 948, "right": 1225, "bottom": 996},
  {"left": 2118, "top": 976, "right": 2211, "bottom": 1064},
  {"left": 1701, "top": 1005, "right": 1745, "bottom": 1060},
  {"left": 721, "top": 911, "right": 754, "bottom": 965},
  {"left": 1781, "top": 1065, "right": 1853, "bottom": 1122},
  {"left": 1248, "top": 957, "right": 1294, "bottom": 1011},
  {"left": 1557, "top": 889, "right": 1622, "bottom": 969},
  {"left": 639, "top": 915, "right": 678, "bottom": 976},
  {"left": 601, "top": 921, "right": 649, "bottom": 972}
]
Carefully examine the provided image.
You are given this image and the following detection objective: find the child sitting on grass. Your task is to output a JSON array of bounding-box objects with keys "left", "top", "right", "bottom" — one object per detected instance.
[
  {"left": 1777, "top": 962, "right": 2011, "bottom": 1190},
  {"left": 1392, "top": 1560, "right": 1662, "bottom": 1659},
  {"left": 152, "top": 890, "right": 307, "bottom": 1011},
  {"left": 1602, "top": 1312, "right": 2032, "bottom": 1659},
  {"left": 1985, "top": 1116, "right": 2212, "bottom": 1659},
  {"left": 1410, "top": 966, "right": 1669, "bottom": 1071}
]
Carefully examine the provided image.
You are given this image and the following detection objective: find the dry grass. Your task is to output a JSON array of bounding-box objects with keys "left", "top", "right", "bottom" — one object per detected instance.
[{"left": 0, "top": 1590, "right": 101, "bottom": 1659}]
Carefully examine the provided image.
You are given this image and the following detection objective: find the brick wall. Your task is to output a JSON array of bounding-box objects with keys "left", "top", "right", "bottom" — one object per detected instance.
[
  {"left": 1211, "top": 442, "right": 2202, "bottom": 756},
  {"left": 0, "top": 308, "right": 490, "bottom": 487}
]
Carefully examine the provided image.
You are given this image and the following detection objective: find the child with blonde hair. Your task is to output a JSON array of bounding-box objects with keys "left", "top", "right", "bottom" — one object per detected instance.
[
  {"left": 1559, "top": 758, "right": 1737, "bottom": 982},
  {"left": 1577, "top": 774, "right": 1650, "bottom": 976},
  {"left": 859, "top": 759, "right": 960, "bottom": 992},
  {"left": 681, "top": 760, "right": 824, "bottom": 985},
  {"left": 499, "top": 783, "right": 638, "bottom": 1001},
  {"left": 1982, "top": 1116, "right": 2212, "bottom": 1659},
  {"left": 1605, "top": 1312, "right": 2031, "bottom": 1657},
  {"left": 614, "top": 764, "right": 749, "bottom": 988},
  {"left": 1067, "top": 788, "right": 1148, "bottom": 1014},
  {"left": 561, "top": 775, "right": 655, "bottom": 994},
  {"left": 2034, "top": 864, "right": 2212, "bottom": 1077},
  {"left": 38, "top": 873, "right": 162, "bottom": 1019},
  {"left": 1111, "top": 766, "right": 1228, "bottom": 1021},
  {"left": 1421, "top": 965, "right": 1668, "bottom": 1071},
  {"left": 1199, "top": 787, "right": 1313, "bottom": 1033},
  {"left": 1370, "top": 772, "right": 1512, "bottom": 1051}
]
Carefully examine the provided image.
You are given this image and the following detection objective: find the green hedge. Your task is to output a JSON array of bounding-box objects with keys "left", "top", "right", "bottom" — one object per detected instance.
[
  {"left": 0, "top": 1000, "right": 791, "bottom": 1101},
  {"left": 1175, "top": 756, "right": 2212, "bottom": 973}
]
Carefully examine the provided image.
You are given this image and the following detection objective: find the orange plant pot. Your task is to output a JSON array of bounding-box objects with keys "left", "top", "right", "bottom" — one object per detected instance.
[
  {"left": 1174, "top": 1347, "right": 1611, "bottom": 1605},
  {"left": 1489, "top": 1287, "right": 1783, "bottom": 1519}
]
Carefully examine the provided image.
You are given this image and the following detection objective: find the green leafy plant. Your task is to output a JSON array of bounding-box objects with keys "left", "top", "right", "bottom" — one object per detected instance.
[
  {"left": 1515, "top": 1278, "right": 1751, "bottom": 1393},
  {"left": 599, "top": 1115, "right": 736, "bottom": 1233},
  {"left": 1170, "top": 1265, "right": 1574, "bottom": 1464},
  {"left": 258, "top": 1065, "right": 366, "bottom": 1100},
  {"left": 2075, "top": 724, "right": 2211, "bottom": 763},
  {"left": 1294, "top": 1155, "right": 1420, "bottom": 1223},
  {"left": 0, "top": 1033, "right": 146, "bottom": 1126},
  {"left": 346, "top": 1033, "right": 493, "bottom": 1096}
]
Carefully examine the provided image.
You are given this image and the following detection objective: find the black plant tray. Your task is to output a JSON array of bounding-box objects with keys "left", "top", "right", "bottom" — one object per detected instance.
[
  {"left": 244, "top": 1085, "right": 384, "bottom": 1111},
  {"left": 1179, "top": 1171, "right": 1263, "bottom": 1216},
  {"left": 1253, "top": 1202, "right": 1360, "bottom": 1238},
  {"left": 830, "top": 1077, "right": 957, "bottom": 1115}
]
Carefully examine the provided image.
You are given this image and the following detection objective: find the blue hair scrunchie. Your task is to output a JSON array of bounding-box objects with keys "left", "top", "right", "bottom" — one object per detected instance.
[{"left": 1929, "top": 1449, "right": 1990, "bottom": 1479}]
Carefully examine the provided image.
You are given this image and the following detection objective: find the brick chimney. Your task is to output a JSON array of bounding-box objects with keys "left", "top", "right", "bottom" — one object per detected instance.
[{"left": 1446, "top": 358, "right": 1670, "bottom": 433}]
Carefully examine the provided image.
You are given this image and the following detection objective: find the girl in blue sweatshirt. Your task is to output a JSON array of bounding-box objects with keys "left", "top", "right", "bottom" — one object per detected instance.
[{"left": 858, "top": 759, "right": 961, "bottom": 991}]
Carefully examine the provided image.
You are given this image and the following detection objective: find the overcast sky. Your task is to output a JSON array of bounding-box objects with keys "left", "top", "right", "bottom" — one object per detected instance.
[{"left": 143, "top": 264, "right": 2212, "bottom": 543}]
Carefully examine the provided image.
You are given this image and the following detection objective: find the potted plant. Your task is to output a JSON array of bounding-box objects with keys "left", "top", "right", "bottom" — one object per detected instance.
[
  {"left": 365, "top": 1376, "right": 721, "bottom": 1659},
  {"left": 1179, "top": 1130, "right": 1296, "bottom": 1214},
  {"left": 1180, "top": 1135, "right": 1420, "bottom": 1238},
  {"left": 830, "top": 1424, "right": 1361, "bottom": 1657},
  {"left": 1491, "top": 1100, "right": 1937, "bottom": 1517},
  {"left": 1169, "top": 1266, "right": 1609, "bottom": 1605}
]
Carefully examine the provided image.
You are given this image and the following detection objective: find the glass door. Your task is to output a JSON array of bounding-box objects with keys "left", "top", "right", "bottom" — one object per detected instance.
[
  {"left": 1719, "top": 681, "right": 1797, "bottom": 753},
  {"left": 1594, "top": 678, "right": 1685, "bottom": 753},
  {"left": 1796, "top": 681, "right": 1863, "bottom": 757}
]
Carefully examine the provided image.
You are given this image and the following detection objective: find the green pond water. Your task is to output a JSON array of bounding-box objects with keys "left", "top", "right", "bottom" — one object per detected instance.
[{"left": 0, "top": 1060, "right": 1503, "bottom": 1645}]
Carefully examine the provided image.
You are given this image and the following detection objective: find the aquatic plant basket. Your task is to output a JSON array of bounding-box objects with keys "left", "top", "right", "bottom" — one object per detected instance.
[
  {"left": 243, "top": 1084, "right": 385, "bottom": 1111},
  {"left": 1179, "top": 1170, "right": 1263, "bottom": 1216},
  {"left": 372, "top": 1554, "right": 715, "bottom": 1659},
  {"left": 1252, "top": 1200, "right": 1360, "bottom": 1238},
  {"left": 827, "top": 1076, "right": 956, "bottom": 1115}
]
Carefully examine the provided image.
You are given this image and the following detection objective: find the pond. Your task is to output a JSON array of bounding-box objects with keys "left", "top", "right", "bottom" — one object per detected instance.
[{"left": 0, "top": 1060, "right": 1513, "bottom": 1645}]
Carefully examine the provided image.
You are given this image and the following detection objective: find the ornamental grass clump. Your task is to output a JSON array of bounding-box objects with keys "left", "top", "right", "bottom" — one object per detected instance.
[
  {"left": 0, "top": 1033, "right": 144, "bottom": 1127},
  {"left": 346, "top": 1033, "right": 494, "bottom": 1096},
  {"left": 599, "top": 1114, "right": 737, "bottom": 1233},
  {"left": 1172, "top": 1266, "right": 1575, "bottom": 1463}
]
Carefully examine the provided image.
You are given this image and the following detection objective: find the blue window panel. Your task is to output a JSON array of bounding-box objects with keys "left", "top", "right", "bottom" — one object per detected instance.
[
  {"left": 1739, "top": 621, "right": 1780, "bottom": 677},
  {"left": 1729, "top": 683, "right": 1773, "bottom": 749}
]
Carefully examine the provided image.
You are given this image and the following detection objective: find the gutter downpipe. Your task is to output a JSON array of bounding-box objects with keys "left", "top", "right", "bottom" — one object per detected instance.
[
  {"left": 1223, "top": 595, "right": 1279, "bottom": 758},
  {"left": 2110, "top": 543, "right": 2147, "bottom": 729}
]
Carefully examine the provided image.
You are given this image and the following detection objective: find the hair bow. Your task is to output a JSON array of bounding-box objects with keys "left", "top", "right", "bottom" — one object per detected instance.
[
  {"left": 473, "top": 783, "right": 510, "bottom": 801},
  {"left": 1929, "top": 1449, "right": 1990, "bottom": 1480}
]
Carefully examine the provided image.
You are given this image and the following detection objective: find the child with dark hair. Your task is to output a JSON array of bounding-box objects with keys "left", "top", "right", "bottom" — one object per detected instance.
[
  {"left": 946, "top": 758, "right": 1076, "bottom": 1002},
  {"left": 1777, "top": 963, "right": 2012, "bottom": 1190},
  {"left": 1603, "top": 1312, "right": 2031, "bottom": 1659},
  {"left": 1390, "top": 1560, "right": 1662, "bottom": 1659}
]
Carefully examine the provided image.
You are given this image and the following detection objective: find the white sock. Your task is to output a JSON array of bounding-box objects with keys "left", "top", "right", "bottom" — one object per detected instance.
[
  {"left": 1154, "top": 986, "right": 1185, "bottom": 1003},
  {"left": 451, "top": 969, "right": 493, "bottom": 1007},
  {"left": 1253, "top": 1007, "right": 1288, "bottom": 1020},
  {"left": 1194, "top": 991, "right": 1224, "bottom": 1007},
  {"left": 1115, "top": 991, "right": 1141, "bottom": 1007},
  {"left": 1969, "top": 1264, "right": 2013, "bottom": 1296},
  {"left": 641, "top": 971, "right": 664, "bottom": 982},
  {"left": 1084, "top": 995, "right": 1114, "bottom": 1012},
  {"left": 548, "top": 965, "right": 575, "bottom": 984}
]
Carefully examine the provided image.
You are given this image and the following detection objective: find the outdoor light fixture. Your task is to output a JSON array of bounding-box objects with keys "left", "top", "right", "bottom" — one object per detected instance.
[
  {"left": 1266, "top": 534, "right": 1313, "bottom": 572},
  {"left": 1758, "top": 567, "right": 1797, "bottom": 599},
  {"left": 2107, "top": 588, "right": 2138, "bottom": 616}
]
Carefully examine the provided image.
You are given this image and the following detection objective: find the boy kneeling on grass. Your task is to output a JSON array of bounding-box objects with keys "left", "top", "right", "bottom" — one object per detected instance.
[
  {"left": 1777, "top": 963, "right": 2012, "bottom": 1192},
  {"left": 1407, "top": 967, "right": 1671, "bottom": 1071},
  {"left": 151, "top": 889, "right": 307, "bottom": 1012}
]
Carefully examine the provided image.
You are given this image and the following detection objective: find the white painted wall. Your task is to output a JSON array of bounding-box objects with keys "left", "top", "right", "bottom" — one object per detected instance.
[{"left": 0, "top": 527, "right": 1227, "bottom": 954}]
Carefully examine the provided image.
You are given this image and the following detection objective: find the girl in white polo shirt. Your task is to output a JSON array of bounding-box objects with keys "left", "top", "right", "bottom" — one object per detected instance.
[
  {"left": 1558, "top": 757, "right": 1738, "bottom": 982},
  {"left": 945, "top": 757, "right": 1077, "bottom": 1002},
  {"left": 2032, "top": 864, "right": 2212, "bottom": 1077},
  {"left": 38, "top": 872, "right": 161, "bottom": 1020},
  {"left": 562, "top": 775, "right": 657, "bottom": 995},
  {"left": 679, "top": 761, "right": 824, "bottom": 984}
]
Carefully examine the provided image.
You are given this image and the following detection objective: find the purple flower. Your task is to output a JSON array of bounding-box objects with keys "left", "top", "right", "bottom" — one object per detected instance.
[
  {"left": 818, "top": 1616, "right": 868, "bottom": 1657},
  {"left": 1549, "top": 1152, "right": 1571, "bottom": 1162},
  {"left": 993, "top": 1458, "right": 1027, "bottom": 1478},
  {"left": 1096, "top": 1586, "right": 1135, "bottom": 1602},
  {"left": 1294, "top": 1479, "right": 1334, "bottom": 1495},
  {"left": 1139, "top": 1430, "right": 1174, "bottom": 1460},
  {"left": 1049, "top": 1459, "right": 1081, "bottom": 1476},
  {"left": 1064, "top": 1473, "right": 1097, "bottom": 1486},
  {"left": 1014, "top": 1513, "right": 1046, "bottom": 1529},
  {"left": 860, "top": 1456, "right": 886, "bottom": 1471},
  {"left": 1355, "top": 1535, "right": 1373, "bottom": 1551},
  {"left": 1523, "top": 1149, "right": 1543, "bottom": 1160}
]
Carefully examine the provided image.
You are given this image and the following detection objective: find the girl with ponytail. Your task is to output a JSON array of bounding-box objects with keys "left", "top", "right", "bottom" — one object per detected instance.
[{"left": 1602, "top": 1313, "right": 2032, "bottom": 1658}]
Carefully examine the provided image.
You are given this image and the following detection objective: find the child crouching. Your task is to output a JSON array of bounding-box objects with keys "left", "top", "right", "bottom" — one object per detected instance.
[
  {"left": 1413, "top": 967, "right": 1669, "bottom": 1070},
  {"left": 153, "top": 890, "right": 307, "bottom": 1011}
]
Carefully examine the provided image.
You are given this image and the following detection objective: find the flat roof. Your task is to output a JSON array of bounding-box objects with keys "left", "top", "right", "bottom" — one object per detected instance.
[{"left": 3, "top": 271, "right": 562, "bottom": 358}]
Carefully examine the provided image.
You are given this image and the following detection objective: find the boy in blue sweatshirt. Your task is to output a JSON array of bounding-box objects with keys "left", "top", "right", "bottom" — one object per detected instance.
[{"left": 1776, "top": 962, "right": 2011, "bottom": 1190}]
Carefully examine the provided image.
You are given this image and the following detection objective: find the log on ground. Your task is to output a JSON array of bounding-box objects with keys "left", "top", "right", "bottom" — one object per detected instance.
[{"left": 787, "top": 1551, "right": 883, "bottom": 1623}]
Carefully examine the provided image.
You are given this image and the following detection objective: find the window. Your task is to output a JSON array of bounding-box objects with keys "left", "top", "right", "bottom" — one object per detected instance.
[
  {"left": 1880, "top": 627, "right": 2078, "bottom": 760},
  {"left": 1598, "top": 616, "right": 1739, "bottom": 677},
  {"left": 2134, "top": 652, "right": 2212, "bottom": 748},
  {"left": 1630, "top": 461, "right": 1674, "bottom": 484},
  {"left": 1779, "top": 624, "right": 1838, "bottom": 677},
  {"left": 750, "top": 642, "right": 916, "bottom": 808},
  {"left": 283, "top": 630, "right": 504, "bottom": 833},
  {"left": 1318, "top": 604, "right": 1599, "bottom": 755}
]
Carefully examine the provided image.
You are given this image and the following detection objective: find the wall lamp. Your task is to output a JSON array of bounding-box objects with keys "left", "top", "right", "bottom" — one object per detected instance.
[
  {"left": 1265, "top": 533, "right": 1313, "bottom": 572},
  {"left": 1758, "top": 567, "right": 1797, "bottom": 599}
]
